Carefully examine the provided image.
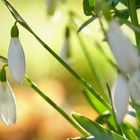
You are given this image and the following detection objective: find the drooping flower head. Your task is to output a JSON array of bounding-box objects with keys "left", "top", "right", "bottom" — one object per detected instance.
[
  {"left": 0, "top": 66, "right": 16, "bottom": 125},
  {"left": 8, "top": 23, "right": 26, "bottom": 84},
  {"left": 106, "top": 20, "right": 140, "bottom": 123}
]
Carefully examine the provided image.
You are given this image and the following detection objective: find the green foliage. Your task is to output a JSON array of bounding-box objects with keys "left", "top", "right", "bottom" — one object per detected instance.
[
  {"left": 1, "top": 0, "right": 140, "bottom": 140},
  {"left": 83, "top": 0, "right": 95, "bottom": 16},
  {"left": 77, "top": 16, "right": 97, "bottom": 33},
  {"left": 72, "top": 112, "right": 127, "bottom": 140}
]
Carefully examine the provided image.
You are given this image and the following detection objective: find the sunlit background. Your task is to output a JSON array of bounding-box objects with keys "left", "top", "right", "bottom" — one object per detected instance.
[{"left": 0, "top": 0, "right": 139, "bottom": 140}]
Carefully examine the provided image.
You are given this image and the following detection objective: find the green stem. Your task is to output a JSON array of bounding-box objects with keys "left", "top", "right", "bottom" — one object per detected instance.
[
  {"left": 25, "top": 75, "right": 89, "bottom": 136},
  {"left": 126, "top": 0, "right": 140, "bottom": 48}
]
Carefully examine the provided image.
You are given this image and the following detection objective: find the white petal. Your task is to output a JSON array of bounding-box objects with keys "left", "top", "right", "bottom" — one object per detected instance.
[
  {"left": 107, "top": 20, "right": 140, "bottom": 74},
  {"left": 8, "top": 38, "right": 26, "bottom": 84},
  {"left": 0, "top": 82, "right": 16, "bottom": 125},
  {"left": 112, "top": 74, "right": 130, "bottom": 123},
  {"left": 129, "top": 70, "right": 140, "bottom": 105}
]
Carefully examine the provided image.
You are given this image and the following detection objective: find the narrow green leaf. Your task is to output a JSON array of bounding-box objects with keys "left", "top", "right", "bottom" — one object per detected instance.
[
  {"left": 88, "top": 0, "right": 95, "bottom": 7},
  {"left": 1, "top": 0, "right": 25, "bottom": 23},
  {"left": 83, "top": 90, "right": 116, "bottom": 130},
  {"left": 131, "top": 101, "right": 140, "bottom": 135},
  {"left": 72, "top": 112, "right": 127, "bottom": 140},
  {"left": 95, "top": 111, "right": 110, "bottom": 124},
  {"left": 83, "top": 90, "right": 106, "bottom": 114},
  {"left": 121, "top": 123, "right": 138, "bottom": 140},
  {"left": 111, "top": 0, "right": 120, "bottom": 7},
  {"left": 77, "top": 16, "right": 97, "bottom": 33},
  {"left": 113, "top": 9, "right": 129, "bottom": 20},
  {"left": 107, "top": 0, "right": 120, "bottom": 7},
  {"left": 83, "top": 0, "right": 94, "bottom": 16}
]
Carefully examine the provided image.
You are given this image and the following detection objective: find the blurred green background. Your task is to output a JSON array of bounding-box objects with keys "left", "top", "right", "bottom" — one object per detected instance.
[{"left": 0, "top": 0, "right": 137, "bottom": 140}]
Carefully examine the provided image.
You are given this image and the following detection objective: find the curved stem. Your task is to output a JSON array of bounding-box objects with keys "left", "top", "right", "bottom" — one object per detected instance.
[{"left": 25, "top": 75, "right": 89, "bottom": 136}]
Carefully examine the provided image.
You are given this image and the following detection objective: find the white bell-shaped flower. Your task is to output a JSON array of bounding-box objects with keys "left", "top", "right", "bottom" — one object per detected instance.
[
  {"left": 106, "top": 20, "right": 140, "bottom": 74},
  {"left": 0, "top": 66, "right": 16, "bottom": 125},
  {"left": 112, "top": 74, "right": 130, "bottom": 123},
  {"left": 8, "top": 38, "right": 26, "bottom": 84},
  {"left": 8, "top": 24, "right": 26, "bottom": 84}
]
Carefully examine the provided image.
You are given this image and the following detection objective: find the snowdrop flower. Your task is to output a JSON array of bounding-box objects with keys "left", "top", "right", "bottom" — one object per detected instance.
[
  {"left": 107, "top": 21, "right": 140, "bottom": 74},
  {"left": 112, "top": 74, "right": 130, "bottom": 123},
  {"left": 0, "top": 67, "right": 16, "bottom": 125},
  {"left": 106, "top": 20, "right": 140, "bottom": 123},
  {"left": 8, "top": 23, "right": 26, "bottom": 84}
]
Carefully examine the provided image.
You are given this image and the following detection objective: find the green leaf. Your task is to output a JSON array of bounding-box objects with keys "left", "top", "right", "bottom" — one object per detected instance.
[
  {"left": 106, "top": 0, "right": 120, "bottom": 7},
  {"left": 95, "top": 111, "right": 110, "bottom": 124},
  {"left": 120, "top": 0, "right": 140, "bottom": 9},
  {"left": 77, "top": 16, "right": 97, "bottom": 33},
  {"left": 131, "top": 101, "right": 140, "bottom": 135},
  {"left": 113, "top": 10, "right": 129, "bottom": 20},
  {"left": 88, "top": 0, "right": 95, "bottom": 7},
  {"left": 72, "top": 112, "right": 127, "bottom": 140},
  {"left": 111, "top": 0, "right": 120, "bottom": 7},
  {"left": 121, "top": 123, "right": 138, "bottom": 140},
  {"left": 83, "top": 0, "right": 95, "bottom": 16},
  {"left": 83, "top": 90, "right": 107, "bottom": 114},
  {"left": 136, "top": 0, "right": 140, "bottom": 9},
  {"left": 1, "top": 0, "right": 25, "bottom": 23}
]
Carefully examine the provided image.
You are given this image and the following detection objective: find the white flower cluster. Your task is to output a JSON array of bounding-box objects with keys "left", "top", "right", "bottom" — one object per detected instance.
[
  {"left": 106, "top": 20, "right": 140, "bottom": 123},
  {"left": 0, "top": 23, "right": 26, "bottom": 125}
]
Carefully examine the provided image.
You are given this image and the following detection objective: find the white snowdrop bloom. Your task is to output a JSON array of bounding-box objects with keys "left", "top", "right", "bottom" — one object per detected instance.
[
  {"left": 112, "top": 74, "right": 130, "bottom": 123},
  {"left": 8, "top": 37, "right": 26, "bottom": 84},
  {"left": 0, "top": 81, "right": 16, "bottom": 125},
  {"left": 107, "top": 20, "right": 140, "bottom": 74},
  {"left": 107, "top": 20, "right": 140, "bottom": 123}
]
